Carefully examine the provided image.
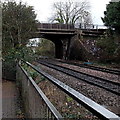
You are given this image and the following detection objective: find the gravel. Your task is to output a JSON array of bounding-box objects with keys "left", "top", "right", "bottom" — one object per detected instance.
[
  {"left": 36, "top": 62, "right": 120, "bottom": 115},
  {"left": 52, "top": 61, "right": 120, "bottom": 83}
]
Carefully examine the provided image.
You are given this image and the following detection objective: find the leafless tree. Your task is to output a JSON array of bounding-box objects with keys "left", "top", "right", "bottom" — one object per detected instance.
[{"left": 50, "top": 0, "right": 92, "bottom": 25}]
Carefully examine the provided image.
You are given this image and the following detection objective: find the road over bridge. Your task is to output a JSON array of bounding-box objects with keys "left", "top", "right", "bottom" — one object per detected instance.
[{"left": 31, "top": 23, "right": 106, "bottom": 59}]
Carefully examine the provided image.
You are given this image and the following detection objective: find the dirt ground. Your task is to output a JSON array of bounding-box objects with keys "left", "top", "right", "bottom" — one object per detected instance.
[{"left": 2, "top": 80, "right": 24, "bottom": 118}]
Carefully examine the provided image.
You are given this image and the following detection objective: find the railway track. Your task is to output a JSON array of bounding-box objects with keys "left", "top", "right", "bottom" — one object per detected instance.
[
  {"left": 21, "top": 60, "right": 120, "bottom": 120},
  {"left": 51, "top": 59, "right": 120, "bottom": 75},
  {"left": 37, "top": 59, "right": 120, "bottom": 96}
]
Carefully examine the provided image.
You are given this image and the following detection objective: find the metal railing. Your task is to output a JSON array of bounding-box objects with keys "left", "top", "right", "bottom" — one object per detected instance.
[
  {"left": 17, "top": 61, "right": 63, "bottom": 119},
  {"left": 19, "top": 60, "right": 120, "bottom": 120},
  {"left": 37, "top": 23, "right": 107, "bottom": 30},
  {"left": 75, "top": 23, "right": 108, "bottom": 29},
  {"left": 38, "top": 23, "right": 74, "bottom": 30}
]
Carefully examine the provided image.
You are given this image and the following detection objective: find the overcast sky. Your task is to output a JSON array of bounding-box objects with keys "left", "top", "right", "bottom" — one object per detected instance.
[{"left": 19, "top": 0, "right": 111, "bottom": 25}]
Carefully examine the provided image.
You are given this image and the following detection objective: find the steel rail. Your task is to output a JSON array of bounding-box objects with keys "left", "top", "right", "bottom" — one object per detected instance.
[
  {"left": 52, "top": 59, "right": 120, "bottom": 75},
  {"left": 18, "top": 61, "right": 63, "bottom": 120},
  {"left": 22, "top": 60, "right": 120, "bottom": 120},
  {"left": 37, "top": 60, "right": 120, "bottom": 96},
  {"left": 40, "top": 59, "right": 120, "bottom": 86}
]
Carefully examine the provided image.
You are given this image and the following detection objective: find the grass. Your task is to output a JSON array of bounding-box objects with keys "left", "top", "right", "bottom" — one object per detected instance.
[{"left": 22, "top": 63, "right": 46, "bottom": 84}]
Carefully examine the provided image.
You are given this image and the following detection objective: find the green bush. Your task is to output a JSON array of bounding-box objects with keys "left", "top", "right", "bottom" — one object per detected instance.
[
  {"left": 2, "top": 1, "right": 38, "bottom": 80},
  {"left": 2, "top": 47, "right": 37, "bottom": 80},
  {"left": 97, "top": 32, "right": 120, "bottom": 63}
]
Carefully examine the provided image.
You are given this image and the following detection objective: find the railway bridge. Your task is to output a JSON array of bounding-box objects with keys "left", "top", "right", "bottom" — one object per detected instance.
[
  {"left": 2, "top": 23, "right": 119, "bottom": 119},
  {"left": 31, "top": 23, "right": 106, "bottom": 59}
]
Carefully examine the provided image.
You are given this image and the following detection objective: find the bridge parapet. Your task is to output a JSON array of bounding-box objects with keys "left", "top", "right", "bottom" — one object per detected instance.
[
  {"left": 75, "top": 23, "right": 107, "bottom": 30},
  {"left": 37, "top": 23, "right": 107, "bottom": 30},
  {"left": 37, "top": 23, "right": 74, "bottom": 30}
]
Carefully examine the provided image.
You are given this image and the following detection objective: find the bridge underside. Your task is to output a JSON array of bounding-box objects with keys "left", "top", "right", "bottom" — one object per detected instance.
[
  {"left": 31, "top": 27, "right": 106, "bottom": 60},
  {"left": 32, "top": 29, "right": 76, "bottom": 59}
]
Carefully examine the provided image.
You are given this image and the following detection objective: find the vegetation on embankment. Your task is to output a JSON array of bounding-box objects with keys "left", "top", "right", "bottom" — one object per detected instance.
[
  {"left": 2, "top": 1, "right": 38, "bottom": 80},
  {"left": 35, "top": 38, "right": 55, "bottom": 58},
  {"left": 96, "top": 1, "right": 120, "bottom": 64},
  {"left": 96, "top": 31, "right": 120, "bottom": 64}
]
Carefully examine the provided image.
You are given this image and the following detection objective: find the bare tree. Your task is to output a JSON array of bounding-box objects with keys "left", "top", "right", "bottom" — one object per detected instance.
[{"left": 50, "top": 0, "right": 92, "bottom": 24}]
